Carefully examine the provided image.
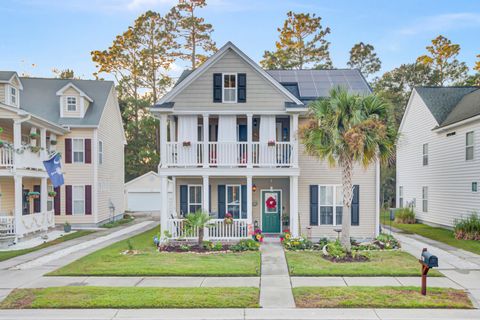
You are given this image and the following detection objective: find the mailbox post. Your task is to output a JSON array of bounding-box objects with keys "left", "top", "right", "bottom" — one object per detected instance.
[{"left": 419, "top": 248, "right": 439, "bottom": 295}]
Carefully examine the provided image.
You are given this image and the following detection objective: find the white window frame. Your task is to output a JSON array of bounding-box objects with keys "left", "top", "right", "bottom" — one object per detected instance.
[
  {"left": 98, "top": 140, "right": 103, "bottom": 165},
  {"left": 318, "top": 185, "right": 343, "bottom": 226},
  {"left": 472, "top": 182, "right": 478, "bottom": 193},
  {"left": 399, "top": 186, "right": 404, "bottom": 208},
  {"left": 226, "top": 184, "right": 241, "bottom": 219},
  {"left": 72, "top": 185, "right": 85, "bottom": 215},
  {"left": 222, "top": 73, "right": 237, "bottom": 103},
  {"left": 47, "top": 185, "right": 54, "bottom": 211},
  {"left": 422, "top": 143, "right": 428, "bottom": 166},
  {"left": 72, "top": 138, "right": 85, "bottom": 164},
  {"left": 66, "top": 96, "right": 77, "bottom": 111},
  {"left": 422, "top": 186, "right": 428, "bottom": 213},
  {"left": 10, "top": 86, "right": 17, "bottom": 106},
  {"left": 187, "top": 184, "right": 202, "bottom": 214},
  {"left": 466, "top": 131, "right": 474, "bottom": 161}
]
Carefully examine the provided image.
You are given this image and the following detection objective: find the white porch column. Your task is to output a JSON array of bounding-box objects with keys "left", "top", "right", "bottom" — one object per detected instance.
[
  {"left": 290, "top": 114, "right": 299, "bottom": 168},
  {"left": 13, "top": 175, "right": 23, "bottom": 240},
  {"left": 159, "top": 114, "right": 168, "bottom": 168},
  {"left": 40, "top": 128, "right": 47, "bottom": 158},
  {"left": 290, "top": 175, "right": 299, "bottom": 237},
  {"left": 202, "top": 175, "right": 209, "bottom": 213},
  {"left": 13, "top": 121, "right": 22, "bottom": 149},
  {"left": 246, "top": 175, "right": 253, "bottom": 225},
  {"left": 202, "top": 114, "right": 209, "bottom": 168},
  {"left": 247, "top": 114, "right": 253, "bottom": 168},
  {"left": 41, "top": 177, "right": 48, "bottom": 230},
  {"left": 160, "top": 176, "right": 169, "bottom": 241}
]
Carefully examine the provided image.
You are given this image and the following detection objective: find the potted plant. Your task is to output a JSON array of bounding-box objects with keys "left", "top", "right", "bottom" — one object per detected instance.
[
  {"left": 280, "top": 229, "right": 291, "bottom": 243},
  {"left": 224, "top": 212, "right": 234, "bottom": 225},
  {"left": 182, "top": 141, "right": 191, "bottom": 147},
  {"left": 48, "top": 190, "right": 57, "bottom": 198},
  {"left": 253, "top": 229, "right": 264, "bottom": 242},
  {"left": 50, "top": 140, "right": 57, "bottom": 146},
  {"left": 64, "top": 222, "right": 71, "bottom": 233},
  {"left": 267, "top": 139, "right": 276, "bottom": 147},
  {"left": 29, "top": 132, "right": 39, "bottom": 139},
  {"left": 28, "top": 191, "right": 40, "bottom": 199},
  {"left": 30, "top": 146, "right": 41, "bottom": 153}
]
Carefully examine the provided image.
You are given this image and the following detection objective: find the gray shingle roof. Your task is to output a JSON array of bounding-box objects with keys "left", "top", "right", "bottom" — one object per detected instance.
[
  {"left": 0, "top": 71, "right": 16, "bottom": 82},
  {"left": 19, "top": 77, "right": 114, "bottom": 126},
  {"left": 415, "top": 87, "right": 479, "bottom": 127}
]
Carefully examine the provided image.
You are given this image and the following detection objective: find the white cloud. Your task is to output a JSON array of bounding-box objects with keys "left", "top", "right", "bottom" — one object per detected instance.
[{"left": 398, "top": 13, "right": 480, "bottom": 35}]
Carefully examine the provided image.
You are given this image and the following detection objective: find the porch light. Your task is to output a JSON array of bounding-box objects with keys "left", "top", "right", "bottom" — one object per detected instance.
[{"left": 252, "top": 184, "right": 257, "bottom": 192}]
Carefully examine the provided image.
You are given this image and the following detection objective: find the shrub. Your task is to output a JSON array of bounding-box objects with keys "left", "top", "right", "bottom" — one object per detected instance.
[
  {"left": 395, "top": 208, "right": 416, "bottom": 224},
  {"left": 212, "top": 242, "right": 223, "bottom": 251},
  {"left": 230, "top": 239, "right": 260, "bottom": 252},
  {"left": 375, "top": 233, "right": 400, "bottom": 249},
  {"left": 326, "top": 241, "right": 346, "bottom": 259},
  {"left": 282, "top": 237, "right": 313, "bottom": 251},
  {"left": 454, "top": 213, "right": 480, "bottom": 240},
  {"left": 202, "top": 240, "right": 214, "bottom": 250},
  {"left": 179, "top": 244, "right": 190, "bottom": 252}
]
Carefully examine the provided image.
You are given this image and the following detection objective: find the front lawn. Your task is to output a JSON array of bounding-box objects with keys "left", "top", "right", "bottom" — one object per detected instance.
[
  {"left": 49, "top": 227, "right": 261, "bottom": 276},
  {"left": 286, "top": 250, "right": 442, "bottom": 276},
  {"left": 293, "top": 286, "right": 472, "bottom": 308},
  {"left": 100, "top": 214, "right": 134, "bottom": 228},
  {"left": 381, "top": 210, "right": 480, "bottom": 255},
  {"left": 0, "top": 287, "right": 259, "bottom": 309},
  {"left": 0, "top": 230, "right": 95, "bottom": 262}
]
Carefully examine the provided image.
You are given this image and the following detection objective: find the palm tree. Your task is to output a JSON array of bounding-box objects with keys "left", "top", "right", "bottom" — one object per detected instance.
[
  {"left": 300, "top": 87, "right": 397, "bottom": 252},
  {"left": 184, "top": 210, "right": 213, "bottom": 244}
]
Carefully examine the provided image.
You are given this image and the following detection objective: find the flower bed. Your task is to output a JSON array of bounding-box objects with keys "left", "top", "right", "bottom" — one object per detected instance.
[{"left": 158, "top": 239, "right": 260, "bottom": 253}]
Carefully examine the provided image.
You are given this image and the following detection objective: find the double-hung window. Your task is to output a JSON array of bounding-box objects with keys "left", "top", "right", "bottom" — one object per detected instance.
[
  {"left": 98, "top": 140, "right": 103, "bottom": 165},
  {"left": 73, "top": 186, "right": 85, "bottom": 215},
  {"left": 319, "top": 185, "right": 343, "bottom": 225},
  {"left": 188, "top": 185, "right": 202, "bottom": 214},
  {"left": 422, "top": 186, "right": 428, "bottom": 213},
  {"left": 67, "top": 96, "right": 77, "bottom": 111},
  {"left": 422, "top": 143, "right": 428, "bottom": 166},
  {"left": 10, "top": 87, "right": 17, "bottom": 105},
  {"left": 223, "top": 74, "right": 237, "bottom": 103},
  {"left": 466, "top": 131, "right": 474, "bottom": 160},
  {"left": 47, "top": 186, "right": 54, "bottom": 211},
  {"left": 72, "top": 139, "right": 85, "bottom": 163},
  {"left": 399, "top": 186, "right": 404, "bottom": 208},
  {"left": 226, "top": 185, "right": 241, "bottom": 219}
]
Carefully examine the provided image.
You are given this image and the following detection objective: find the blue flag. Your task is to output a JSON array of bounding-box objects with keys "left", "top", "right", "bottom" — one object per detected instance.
[{"left": 43, "top": 153, "right": 64, "bottom": 188}]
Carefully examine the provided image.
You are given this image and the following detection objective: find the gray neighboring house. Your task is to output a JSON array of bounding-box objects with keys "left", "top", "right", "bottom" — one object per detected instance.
[{"left": 397, "top": 86, "right": 480, "bottom": 228}]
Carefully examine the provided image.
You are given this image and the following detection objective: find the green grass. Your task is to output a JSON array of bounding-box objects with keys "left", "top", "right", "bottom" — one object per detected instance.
[
  {"left": 293, "top": 286, "right": 473, "bottom": 308},
  {"left": 0, "top": 287, "right": 259, "bottom": 309},
  {"left": 100, "top": 214, "right": 134, "bottom": 228},
  {"left": 286, "top": 250, "right": 442, "bottom": 277},
  {"left": 49, "top": 227, "right": 261, "bottom": 276},
  {"left": 381, "top": 210, "right": 480, "bottom": 255},
  {"left": 0, "top": 231, "right": 95, "bottom": 262}
]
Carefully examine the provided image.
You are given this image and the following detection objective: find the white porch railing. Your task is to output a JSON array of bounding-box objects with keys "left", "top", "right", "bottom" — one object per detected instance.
[
  {"left": 0, "top": 148, "right": 14, "bottom": 167},
  {"left": 164, "top": 141, "right": 294, "bottom": 167},
  {"left": 166, "top": 218, "right": 249, "bottom": 241},
  {"left": 16, "top": 149, "right": 46, "bottom": 170},
  {"left": 0, "top": 216, "right": 15, "bottom": 238},
  {"left": 17, "top": 210, "right": 55, "bottom": 237}
]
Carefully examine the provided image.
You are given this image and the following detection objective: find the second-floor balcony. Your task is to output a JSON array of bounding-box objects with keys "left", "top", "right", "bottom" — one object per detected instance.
[
  {"left": 165, "top": 141, "right": 295, "bottom": 167},
  {"left": 0, "top": 145, "right": 46, "bottom": 171}
]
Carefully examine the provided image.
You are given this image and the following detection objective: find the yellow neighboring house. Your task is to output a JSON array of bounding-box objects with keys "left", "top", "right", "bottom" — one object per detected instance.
[{"left": 0, "top": 71, "right": 126, "bottom": 243}]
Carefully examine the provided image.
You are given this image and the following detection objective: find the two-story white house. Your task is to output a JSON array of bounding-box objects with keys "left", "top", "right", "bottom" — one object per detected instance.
[
  {"left": 151, "top": 42, "right": 380, "bottom": 241},
  {"left": 397, "top": 86, "right": 480, "bottom": 228},
  {"left": 0, "top": 71, "right": 125, "bottom": 243}
]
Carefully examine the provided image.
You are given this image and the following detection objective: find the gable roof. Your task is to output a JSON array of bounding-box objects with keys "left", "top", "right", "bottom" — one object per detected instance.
[
  {"left": 0, "top": 71, "right": 16, "bottom": 82},
  {"left": 56, "top": 82, "right": 94, "bottom": 102},
  {"left": 19, "top": 77, "right": 114, "bottom": 126},
  {"left": 414, "top": 87, "right": 480, "bottom": 128},
  {"left": 125, "top": 171, "right": 160, "bottom": 187},
  {"left": 154, "top": 41, "right": 304, "bottom": 108}
]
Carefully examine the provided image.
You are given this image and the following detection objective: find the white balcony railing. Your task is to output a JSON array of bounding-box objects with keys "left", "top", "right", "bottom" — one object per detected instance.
[
  {"left": 0, "top": 148, "right": 14, "bottom": 167},
  {"left": 166, "top": 218, "right": 249, "bottom": 241},
  {"left": 0, "top": 215, "right": 15, "bottom": 238},
  {"left": 0, "top": 143, "right": 46, "bottom": 171},
  {"left": 164, "top": 141, "right": 294, "bottom": 168}
]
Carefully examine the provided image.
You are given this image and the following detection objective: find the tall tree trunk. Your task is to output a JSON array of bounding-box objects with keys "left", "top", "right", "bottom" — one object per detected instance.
[
  {"left": 341, "top": 156, "right": 354, "bottom": 252},
  {"left": 198, "top": 227, "right": 204, "bottom": 245}
]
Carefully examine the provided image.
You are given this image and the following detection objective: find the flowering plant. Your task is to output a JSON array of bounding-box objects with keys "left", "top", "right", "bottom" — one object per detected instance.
[
  {"left": 280, "top": 229, "right": 291, "bottom": 243},
  {"left": 282, "top": 236, "right": 313, "bottom": 251},
  {"left": 48, "top": 191, "right": 57, "bottom": 198},
  {"left": 224, "top": 212, "right": 234, "bottom": 225},
  {"left": 253, "top": 228, "right": 264, "bottom": 242},
  {"left": 265, "top": 196, "right": 277, "bottom": 209}
]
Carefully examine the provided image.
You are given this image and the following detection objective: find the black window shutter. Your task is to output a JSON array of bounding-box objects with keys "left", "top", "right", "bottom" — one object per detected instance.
[
  {"left": 213, "top": 73, "right": 222, "bottom": 102},
  {"left": 310, "top": 185, "right": 319, "bottom": 226},
  {"left": 351, "top": 185, "right": 360, "bottom": 226},
  {"left": 241, "top": 185, "right": 247, "bottom": 219},
  {"left": 33, "top": 185, "right": 41, "bottom": 213},
  {"left": 179, "top": 185, "right": 188, "bottom": 217},
  {"left": 238, "top": 73, "right": 246, "bottom": 103},
  {"left": 218, "top": 185, "right": 226, "bottom": 218}
]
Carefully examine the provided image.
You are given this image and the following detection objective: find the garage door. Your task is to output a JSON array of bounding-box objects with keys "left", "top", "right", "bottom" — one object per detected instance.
[{"left": 127, "top": 192, "right": 162, "bottom": 212}]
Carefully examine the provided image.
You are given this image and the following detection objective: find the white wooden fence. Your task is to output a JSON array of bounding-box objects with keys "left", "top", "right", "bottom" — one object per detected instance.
[
  {"left": 0, "top": 216, "right": 15, "bottom": 238},
  {"left": 166, "top": 218, "right": 249, "bottom": 241}
]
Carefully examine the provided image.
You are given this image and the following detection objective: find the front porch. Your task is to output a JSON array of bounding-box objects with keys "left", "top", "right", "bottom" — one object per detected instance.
[{"left": 160, "top": 176, "right": 299, "bottom": 241}]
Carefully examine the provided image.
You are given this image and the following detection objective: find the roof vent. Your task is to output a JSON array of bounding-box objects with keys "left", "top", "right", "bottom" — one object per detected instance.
[{"left": 446, "top": 132, "right": 456, "bottom": 137}]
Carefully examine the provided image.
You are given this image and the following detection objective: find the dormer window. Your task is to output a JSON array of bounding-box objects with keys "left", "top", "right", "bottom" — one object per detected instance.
[
  {"left": 223, "top": 74, "right": 237, "bottom": 103},
  {"left": 10, "top": 87, "right": 17, "bottom": 105},
  {"left": 67, "top": 96, "right": 77, "bottom": 111}
]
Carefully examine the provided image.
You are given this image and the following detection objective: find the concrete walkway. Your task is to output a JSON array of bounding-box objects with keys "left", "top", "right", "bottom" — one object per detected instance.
[
  {"left": 259, "top": 237, "right": 295, "bottom": 308},
  {"left": 1, "top": 308, "right": 479, "bottom": 320}
]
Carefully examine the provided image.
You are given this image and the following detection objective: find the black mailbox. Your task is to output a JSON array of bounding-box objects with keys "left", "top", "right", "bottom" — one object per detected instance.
[{"left": 421, "top": 250, "right": 438, "bottom": 268}]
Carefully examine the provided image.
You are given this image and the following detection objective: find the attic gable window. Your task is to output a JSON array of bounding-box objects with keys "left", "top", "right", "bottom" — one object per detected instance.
[
  {"left": 10, "top": 87, "right": 17, "bottom": 105},
  {"left": 67, "top": 96, "right": 77, "bottom": 111},
  {"left": 223, "top": 74, "right": 237, "bottom": 103}
]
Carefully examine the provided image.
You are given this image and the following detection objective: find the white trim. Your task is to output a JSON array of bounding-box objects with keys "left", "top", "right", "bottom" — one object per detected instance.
[
  {"left": 260, "top": 189, "right": 282, "bottom": 233},
  {"left": 165, "top": 110, "right": 295, "bottom": 115},
  {"left": 56, "top": 83, "right": 93, "bottom": 102},
  {"left": 187, "top": 184, "right": 202, "bottom": 214},
  {"left": 158, "top": 167, "right": 300, "bottom": 177},
  {"left": 72, "top": 185, "right": 86, "bottom": 216},
  {"left": 66, "top": 96, "right": 77, "bottom": 111},
  {"left": 93, "top": 129, "right": 99, "bottom": 223},
  {"left": 375, "top": 161, "right": 380, "bottom": 237},
  {"left": 0, "top": 73, "right": 24, "bottom": 90},
  {"left": 222, "top": 73, "right": 237, "bottom": 103},
  {"left": 316, "top": 184, "right": 343, "bottom": 226},
  {"left": 71, "top": 138, "right": 85, "bottom": 164},
  {"left": 124, "top": 171, "right": 159, "bottom": 187},
  {"left": 155, "top": 41, "right": 303, "bottom": 106},
  {"left": 433, "top": 114, "right": 480, "bottom": 132}
]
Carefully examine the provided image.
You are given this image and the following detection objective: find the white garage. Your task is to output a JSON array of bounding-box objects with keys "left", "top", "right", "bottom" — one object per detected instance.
[{"left": 124, "top": 172, "right": 173, "bottom": 212}]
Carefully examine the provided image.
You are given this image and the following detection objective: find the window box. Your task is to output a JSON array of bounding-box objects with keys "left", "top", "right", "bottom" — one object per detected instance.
[
  {"left": 267, "top": 140, "right": 276, "bottom": 147},
  {"left": 183, "top": 141, "right": 191, "bottom": 147}
]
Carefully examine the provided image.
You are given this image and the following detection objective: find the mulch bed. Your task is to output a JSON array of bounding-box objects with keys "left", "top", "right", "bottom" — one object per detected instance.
[
  {"left": 158, "top": 244, "right": 236, "bottom": 253},
  {"left": 322, "top": 254, "right": 369, "bottom": 263}
]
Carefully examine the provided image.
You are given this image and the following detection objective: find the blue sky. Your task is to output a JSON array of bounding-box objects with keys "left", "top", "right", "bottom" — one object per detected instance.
[{"left": 1, "top": 0, "right": 479, "bottom": 80}]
